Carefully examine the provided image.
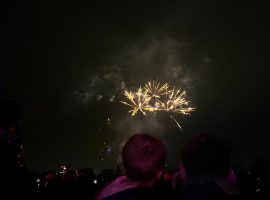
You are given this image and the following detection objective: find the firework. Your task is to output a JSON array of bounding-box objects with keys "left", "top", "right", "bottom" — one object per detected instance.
[
  {"left": 163, "top": 87, "right": 195, "bottom": 115},
  {"left": 120, "top": 87, "right": 155, "bottom": 116},
  {"left": 121, "top": 81, "right": 194, "bottom": 115},
  {"left": 144, "top": 80, "right": 169, "bottom": 99},
  {"left": 120, "top": 80, "right": 195, "bottom": 131}
]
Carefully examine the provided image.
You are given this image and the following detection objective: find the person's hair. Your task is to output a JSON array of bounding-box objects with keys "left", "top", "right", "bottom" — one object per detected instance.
[
  {"left": 122, "top": 134, "right": 166, "bottom": 182},
  {"left": 181, "top": 133, "right": 231, "bottom": 179}
]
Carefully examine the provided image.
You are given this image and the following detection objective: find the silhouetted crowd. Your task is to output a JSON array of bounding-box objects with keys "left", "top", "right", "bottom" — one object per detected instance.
[{"left": 1, "top": 99, "right": 269, "bottom": 199}]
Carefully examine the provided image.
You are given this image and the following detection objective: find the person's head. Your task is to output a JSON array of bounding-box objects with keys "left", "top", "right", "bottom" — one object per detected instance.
[
  {"left": 63, "top": 169, "right": 77, "bottom": 183},
  {"left": 181, "top": 133, "right": 231, "bottom": 182},
  {"left": 122, "top": 133, "right": 166, "bottom": 182}
]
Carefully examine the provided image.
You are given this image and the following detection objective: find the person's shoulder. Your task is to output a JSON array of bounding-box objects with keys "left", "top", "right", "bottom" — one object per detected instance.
[
  {"left": 102, "top": 186, "right": 154, "bottom": 200},
  {"left": 95, "top": 176, "right": 127, "bottom": 200},
  {"left": 178, "top": 181, "right": 240, "bottom": 200}
]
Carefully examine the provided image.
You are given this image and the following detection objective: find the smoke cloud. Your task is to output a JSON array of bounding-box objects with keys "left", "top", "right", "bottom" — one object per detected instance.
[{"left": 74, "top": 33, "right": 211, "bottom": 106}]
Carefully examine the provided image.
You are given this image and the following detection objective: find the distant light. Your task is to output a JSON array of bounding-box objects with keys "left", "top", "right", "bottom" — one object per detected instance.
[
  {"left": 36, "top": 178, "right": 41, "bottom": 187},
  {"left": 93, "top": 179, "right": 97, "bottom": 184}
]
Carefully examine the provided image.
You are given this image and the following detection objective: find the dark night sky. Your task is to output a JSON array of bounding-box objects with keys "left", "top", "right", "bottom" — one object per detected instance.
[{"left": 2, "top": 0, "right": 270, "bottom": 173}]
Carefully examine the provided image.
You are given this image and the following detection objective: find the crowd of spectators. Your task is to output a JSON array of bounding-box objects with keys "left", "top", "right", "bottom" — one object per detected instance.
[{"left": 1, "top": 99, "right": 269, "bottom": 199}]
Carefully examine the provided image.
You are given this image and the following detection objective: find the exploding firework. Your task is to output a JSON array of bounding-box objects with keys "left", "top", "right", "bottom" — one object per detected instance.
[
  {"left": 162, "top": 87, "right": 195, "bottom": 114},
  {"left": 144, "top": 80, "right": 169, "bottom": 99},
  {"left": 120, "top": 80, "right": 195, "bottom": 131},
  {"left": 120, "top": 87, "right": 155, "bottom": 116}
]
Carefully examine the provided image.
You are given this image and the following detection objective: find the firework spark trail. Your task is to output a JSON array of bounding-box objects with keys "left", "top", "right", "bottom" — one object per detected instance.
[{"left": 170, "top": 115, "right": 183, "bottom": 132}]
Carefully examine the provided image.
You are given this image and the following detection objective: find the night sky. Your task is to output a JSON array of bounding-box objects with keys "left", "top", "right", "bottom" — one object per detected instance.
[{"left": 2, "top": 0, "right": 270, "bottom": 173}]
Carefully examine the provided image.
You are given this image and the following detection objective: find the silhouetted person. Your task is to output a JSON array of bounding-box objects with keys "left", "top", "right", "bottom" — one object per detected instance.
[
  {"left": 176, "top": 133, "right": 240, "bottom": 200},
  {"left": 76, "top": 172, "right": 98, "bottom": 200},
  {"left": 0, "top": 100, "right": 32, "bottom": 197},
  {"left": 95, "top": 134, "right": 167, "bottom": 200}
]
